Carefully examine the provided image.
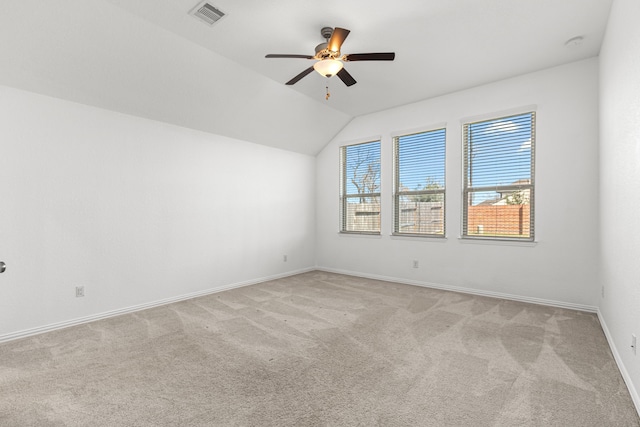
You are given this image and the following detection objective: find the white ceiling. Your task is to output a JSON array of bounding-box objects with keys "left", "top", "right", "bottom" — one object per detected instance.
[{"left": 0, "top": 0, "right": 612, "bottom": 155}]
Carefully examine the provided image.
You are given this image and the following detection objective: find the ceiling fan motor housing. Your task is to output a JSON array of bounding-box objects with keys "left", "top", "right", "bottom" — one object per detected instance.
[{"left": 315, "top": 43, "right": 329, "bottom": 55}]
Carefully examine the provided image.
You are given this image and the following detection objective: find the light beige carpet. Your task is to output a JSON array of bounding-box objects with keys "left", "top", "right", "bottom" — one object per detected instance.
[{"left": 0, "top": 271, "right": 638, "bottom": 426}]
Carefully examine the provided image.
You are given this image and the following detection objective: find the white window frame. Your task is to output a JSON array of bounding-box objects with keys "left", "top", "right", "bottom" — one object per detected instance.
[
  {"left": 393, "top": 127, "right": 446, "bottom": 237},
  {"left": 462, "top": 111, "right": 536, "bottom": 241},
  {"left": 339, "top": 140, "right": 382, "bottom": 234}
]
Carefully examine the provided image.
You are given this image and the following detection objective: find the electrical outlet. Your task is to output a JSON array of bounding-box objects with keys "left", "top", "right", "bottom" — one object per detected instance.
[
  {"left": 632, "top": 334, "right": 637, "bottom": 355},
  {"left": 412, "top": 260, "right": 419, "bottom": 268},
  {"left": 75, "top": 286, "right": 85, "bottom": 298},
  {"left": 283, "top": 255, "right": 287, "bottom": 262}
]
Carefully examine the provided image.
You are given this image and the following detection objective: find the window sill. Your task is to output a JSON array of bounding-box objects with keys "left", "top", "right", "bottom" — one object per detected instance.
[
  {"left": 457, "top": 236, "right": 537, "bottom": 247},
  {"left": 390, "top": 233, "right": 447, "bottom": 242},
  {"left": 338, "top": 231, "right": 382, "bottom": 238}
]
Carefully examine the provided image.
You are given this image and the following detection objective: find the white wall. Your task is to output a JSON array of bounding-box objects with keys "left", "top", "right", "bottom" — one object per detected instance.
[
  {"left": 599, "top": 0, "right": 640, "bottom": 409},
  {"left": 0, "top": 85, "right": 316, "bottom": 339},
  {"left": 316, "top": 58, "right": 600, "bottom": 309}
]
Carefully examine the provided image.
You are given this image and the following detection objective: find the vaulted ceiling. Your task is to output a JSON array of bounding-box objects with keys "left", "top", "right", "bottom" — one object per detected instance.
[{"left": 0, "top": 0, "right": 611, "bottom": 155}]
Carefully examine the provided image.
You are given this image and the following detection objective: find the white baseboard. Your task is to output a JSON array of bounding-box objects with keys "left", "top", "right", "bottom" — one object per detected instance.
[
  {"left": 0, "top": 267, "right": 315, "bottom": 344},
  {"left": 316, "top": 266, "right": 598, "bottom": 313},
  {"left": 597, "top": 310, "right": 640, "bottom": 416}
]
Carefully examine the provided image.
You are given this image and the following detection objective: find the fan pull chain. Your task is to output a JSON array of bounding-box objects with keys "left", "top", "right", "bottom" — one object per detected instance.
[{"left": 325, "top": 85, "right": 331, "bottom": 100}]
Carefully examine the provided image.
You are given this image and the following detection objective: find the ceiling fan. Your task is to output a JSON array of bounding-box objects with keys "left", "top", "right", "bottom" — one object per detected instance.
[{"left": 265, "top": 27, "right": 395, "bottom": 87}]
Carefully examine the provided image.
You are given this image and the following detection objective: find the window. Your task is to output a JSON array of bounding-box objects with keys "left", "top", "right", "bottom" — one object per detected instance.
[
  {"left": 340, "top": 140, "right": 381, "bottom": 234},
  {"left": 393, "top": 128, "right": 446, "bottom": 236},
  {"left": 462, "top": 112, "right": 535, "bottom": 240}
]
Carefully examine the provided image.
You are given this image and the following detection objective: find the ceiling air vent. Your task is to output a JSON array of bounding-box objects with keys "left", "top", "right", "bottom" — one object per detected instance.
[{"left": 190, "top": 2, "right": 226, "bottom": 26}]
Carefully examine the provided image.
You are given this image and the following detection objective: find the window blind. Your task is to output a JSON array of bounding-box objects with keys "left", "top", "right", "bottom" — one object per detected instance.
[
  {"left": 462, "top": 112, "right": 535, "bottom": 240},
  {"left": 393, "top": 128, "right": 446, "bottom": 236}
]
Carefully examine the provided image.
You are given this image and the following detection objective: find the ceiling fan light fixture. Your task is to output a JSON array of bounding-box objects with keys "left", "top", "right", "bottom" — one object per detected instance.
[
  {"left": 313, "top": 59, "right": 343, "bottom": 77},
  {"left": 266, "top": 26, "right": 395, "bottom": 88}
]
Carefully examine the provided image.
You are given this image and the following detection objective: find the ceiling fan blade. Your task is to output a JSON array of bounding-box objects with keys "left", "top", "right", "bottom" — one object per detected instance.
[
  {"left": 336, "top": 68, "right": 357, "bottom": 87},
  {"left": 285, "top": 66, "right": 314, "bottom": 85},
  {"left": 327, "top": 27, "right": 350, "bottom": 52},
  {"left": 344, "top": 52, "right": 396, "bottom": 61},
  {"left": 266, "top": 54, "right": 314, "bottom": 59}
]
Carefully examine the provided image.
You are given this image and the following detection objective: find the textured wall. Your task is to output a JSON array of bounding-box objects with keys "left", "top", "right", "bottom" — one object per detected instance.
[
  {"left": 599, "top": 0, "right": 640, "bottom": 410},
  {"left": 316, "top": 58, "right": 600, "bottom": 308},
  {"left": 0, "top": 86, "right": 316, "bottom": 338}
]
